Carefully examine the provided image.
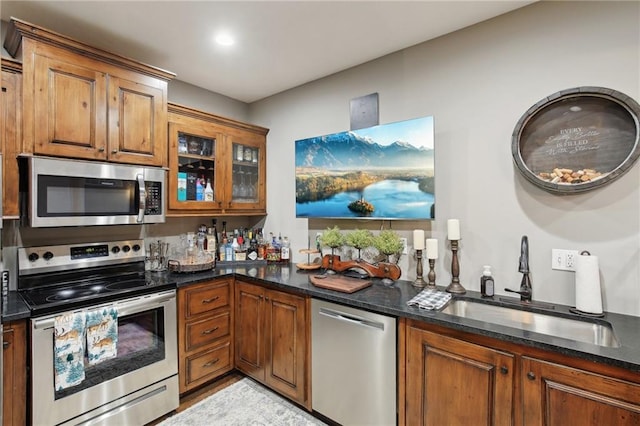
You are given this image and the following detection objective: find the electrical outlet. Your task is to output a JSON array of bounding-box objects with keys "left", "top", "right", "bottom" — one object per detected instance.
[
  {"left": 551, "top": 249, "right": 579, "bottom": 271},
  {"left": 400, "top": 238, "right": 408, "bottom": 255}
]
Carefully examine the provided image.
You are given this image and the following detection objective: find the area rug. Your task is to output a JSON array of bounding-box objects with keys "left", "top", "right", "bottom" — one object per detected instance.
[{"left": 159, "top": 378, "right": 327, "bottom": 426}]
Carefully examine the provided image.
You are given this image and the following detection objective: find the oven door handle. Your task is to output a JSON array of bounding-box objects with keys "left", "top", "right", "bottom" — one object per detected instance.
[
  {"left": 32, "top": 290, "right": 175, "bottom": 330},
  {"left": 137, "top": 174, "right": 146, "bottom": 223}
]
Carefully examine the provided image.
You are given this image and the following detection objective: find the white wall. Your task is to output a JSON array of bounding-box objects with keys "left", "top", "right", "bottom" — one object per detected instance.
[
  {"left": 168, "top": 79, "right": 250, "bottom": 123},
  {"left": 249, "top": 1, "right": 640, "bottom": 315}
]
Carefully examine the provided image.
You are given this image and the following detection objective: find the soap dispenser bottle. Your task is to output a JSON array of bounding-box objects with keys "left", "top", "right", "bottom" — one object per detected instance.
[{"left": 481, "top": 265, "right": 494, "bottom": 297}]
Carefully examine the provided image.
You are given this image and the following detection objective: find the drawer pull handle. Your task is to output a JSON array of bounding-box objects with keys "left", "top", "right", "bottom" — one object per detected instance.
[
  {"left": 500, "top": 366, "right": 509, "bottom": 375},
  {"left": 203, "top": 358, "right": 220, "bottom": 367},
  {"left": 202, "top": 296, "right": 220, "bottom": 304},
  {"left": 201, "top": 327, "right": 219, "bottom": 335},
  {"left": 3, "top": 341, "right": 9, "bottom": 349},
  {"left": 527, "top": 371, "right": 536, "bottom": 381}
]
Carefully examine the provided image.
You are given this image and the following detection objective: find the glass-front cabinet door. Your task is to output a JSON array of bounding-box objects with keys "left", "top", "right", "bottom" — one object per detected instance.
[
  {"left": 168, "top": 121, "right": 222, "bottom": 211},
  {"left": 167, "top": 103, "right": 268, "bottom": 215},
  {"left": 228, "top": 131, "right": 265, "bottom": 210}
]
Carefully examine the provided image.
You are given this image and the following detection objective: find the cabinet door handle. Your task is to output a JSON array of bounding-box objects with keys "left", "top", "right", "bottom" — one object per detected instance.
[
  {"left": 202, "top": 296, "right": 219, "bottom": 304},
  {"left": 203, "top": 358, "right": 219, "bottom": 367},
  {"left": 3, "top": 341, "right": 9, "bottom": 349},
  {"left": 500, "top": 366, "right": 509, "bottom": 375},
  {"left": 98, "top": 147, "right": 105, "bottom": 152},
  {"left": 111, "top": 150, "right": 118, "bottom": 154},
  {"left": 201, "top": 326, "right": 219, "bottom": 335},
  {"left": 527, "top": 371, "right": 536, "bottom": 381}
]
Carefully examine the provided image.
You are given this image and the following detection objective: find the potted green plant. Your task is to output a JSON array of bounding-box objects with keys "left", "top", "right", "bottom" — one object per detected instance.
[
  {"left": 374, "top": 230, "right": 404, "bottom": 285},
  {"left": 374, "top": 229, "right": 404, "bottom": 261},
  {"left": 319, "top": 226, "right": 345, "bottom": 273},
  {"left": 345, "top": 229, "right": 375, "bottom": 260}
]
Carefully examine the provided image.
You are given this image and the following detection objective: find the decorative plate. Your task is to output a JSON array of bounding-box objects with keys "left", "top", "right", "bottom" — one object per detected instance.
[{"left": 512, "top": 87, "right": 640, "bottom": 194}]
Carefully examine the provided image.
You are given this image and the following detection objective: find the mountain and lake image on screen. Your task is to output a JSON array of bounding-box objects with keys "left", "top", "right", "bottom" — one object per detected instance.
[{"left": 295, "top": 116, "right": 435, "bottom": 220}]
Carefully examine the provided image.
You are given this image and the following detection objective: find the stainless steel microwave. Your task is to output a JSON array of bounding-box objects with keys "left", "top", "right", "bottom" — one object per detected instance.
[{"left": 23, "top": 156, "right": 166, "bottom": 227}]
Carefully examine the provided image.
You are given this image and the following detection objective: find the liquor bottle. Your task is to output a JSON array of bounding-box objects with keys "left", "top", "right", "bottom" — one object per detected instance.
[
  {"left": 248, "top": 232, "right": 258, "bottom": 261},
  {"left": 218, "top": 236, "right": 227, "bottom": 262},
  {"left": 206, "top": 227, "right": 217, "bottom": 257},
  {"left": 196, "top": 178, "right": 204, "bottom": 201},
  {"left": 257, "top": 228, "right": 266, "bottom": 260},
  {"left": 204, "top": 179, "right": 214, "bottom": 201},
  {"left": 227, "top": 238, "right": 236, "bottom": 261},
  {"left": 221, "top": 221, "right": 228, "bottom": 241},
  {"left": 210, "top": 219, "right": 220, "bottom": 260},
  {"left": 280, "top": 236, "right": 291, "bottom": 263}
]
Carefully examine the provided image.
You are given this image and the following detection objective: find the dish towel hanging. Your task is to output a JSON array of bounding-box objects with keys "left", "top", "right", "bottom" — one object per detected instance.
[
  {"left": 407, "top": 288, "right": 452, "bottom": 311},
  {"left": 54, "top": 312, "right": 86, "bottom": 390},
  {"left": 86, "top": 305, "right": 118, "bottom": 365}
]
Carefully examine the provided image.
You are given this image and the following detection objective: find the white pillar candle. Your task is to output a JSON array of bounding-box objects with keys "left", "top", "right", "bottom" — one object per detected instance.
[
  {"left": 447, "top": 219, "right": 460, "bottom": 240},
  {"left": 426, "top": 238, "right": 438, "bottom": 259},
  {"left": 413, "top": 230, "right": 425, "bottom": 250}
]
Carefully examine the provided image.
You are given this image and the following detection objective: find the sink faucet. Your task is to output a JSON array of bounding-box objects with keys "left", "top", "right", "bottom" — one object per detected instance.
[{"left": 505, "top": 235, "right": 532, "bottom": 302}]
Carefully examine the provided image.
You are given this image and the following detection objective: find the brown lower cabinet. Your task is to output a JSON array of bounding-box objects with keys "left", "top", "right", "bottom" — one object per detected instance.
[
  {"left": 178, "top": 279, "right": 234, "bottom": 394},
  {"left": 234, "top": 280, "right": 310, "bottom": 409},
  {"left": 401, "top": 318, "right": 640, "bottom": 426},
  {"left": 3, "top": 320, "right": 27, "bottom": 426},
  {"left": 521, "top": 356, "right": 640, "bottom": 425}
]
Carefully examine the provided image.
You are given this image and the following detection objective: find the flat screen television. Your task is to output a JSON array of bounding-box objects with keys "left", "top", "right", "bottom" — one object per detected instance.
[{"left": 295, "top": 116, "right": 435, "bottom": 220}]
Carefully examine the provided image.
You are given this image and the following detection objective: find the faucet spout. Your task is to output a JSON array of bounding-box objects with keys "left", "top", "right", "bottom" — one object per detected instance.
[{"left": 505, "top": 235, "right": 533, "bottom": 302}]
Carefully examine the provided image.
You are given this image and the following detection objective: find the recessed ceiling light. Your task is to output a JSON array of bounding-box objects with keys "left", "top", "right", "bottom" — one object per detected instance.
[{"left": 215, "top": 33, "right": 234, "bottom": 46}]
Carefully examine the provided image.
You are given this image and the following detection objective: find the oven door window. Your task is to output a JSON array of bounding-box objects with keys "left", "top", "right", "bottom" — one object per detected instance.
[
  {"left": 37, "top": 175, "right": 138, "bottom": 217},
  {"left": 54, "top": 307, "right": 165, "bottom": 400}
]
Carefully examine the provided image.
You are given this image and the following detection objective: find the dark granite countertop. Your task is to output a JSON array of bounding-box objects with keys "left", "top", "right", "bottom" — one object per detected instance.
[{"left": 6, "top": 262, "right": 640, "bottom": 373}]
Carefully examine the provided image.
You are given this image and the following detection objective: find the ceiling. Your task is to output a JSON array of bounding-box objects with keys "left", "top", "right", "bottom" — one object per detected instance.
[{"left": 1, "top": 1, "right": 536, "bottom": 103}]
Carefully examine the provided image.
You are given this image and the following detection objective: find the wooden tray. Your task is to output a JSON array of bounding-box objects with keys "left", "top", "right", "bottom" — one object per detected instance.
[
  {"left": 309, "top": 275, "right": 372, "bottom": 293},
  {"left": 512, "top": 86, "right": 640, "bottom": 194}
]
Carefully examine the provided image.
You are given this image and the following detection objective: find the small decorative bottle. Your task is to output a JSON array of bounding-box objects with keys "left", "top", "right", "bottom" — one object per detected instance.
[
  {"left": 481, "top": 265, "right": 495, "bottom": 297},
  {"left": 204, "top": 179, "right": 214, "bottom": 201},
  {"left": 196, "top": 178, "right": 204, "bottom": 201}
]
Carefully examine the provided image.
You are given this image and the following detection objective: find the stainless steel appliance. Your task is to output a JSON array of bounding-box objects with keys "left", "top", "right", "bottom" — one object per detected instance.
[
  {"left": 23, "top": 156, "right": 165, "bottom": 227},
  {"left": 18, "top": 240, "right": 178, "bottom": 426},
  {"left": 311, "top": 298, "right": 397, "bottom": 425}
]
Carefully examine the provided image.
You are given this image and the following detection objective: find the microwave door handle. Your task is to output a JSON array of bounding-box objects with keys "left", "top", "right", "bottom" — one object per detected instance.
[{"left": 137, "top": 174, "right": 146, "bottom": 223}]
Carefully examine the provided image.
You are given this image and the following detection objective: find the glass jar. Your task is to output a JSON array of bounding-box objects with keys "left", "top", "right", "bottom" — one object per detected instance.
[
  {"left": 236, "top": 144, "right": 244, "bottom": 161},
  {"left": 244, "top": 147, "right": 253, "bottom": 162}
]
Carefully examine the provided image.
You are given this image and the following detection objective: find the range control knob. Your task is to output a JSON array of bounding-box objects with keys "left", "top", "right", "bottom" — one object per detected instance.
[
  {"left": 132, "top": 244, "right": 141, "bottom": 252},
  {"left": 122, "top": 245, "right": 131, "bottom": 253},
  {"left": 28, "top": 253, "right": 39, "bottom": 262},
  {"left": 111, "top": 246, "right": 121, "bottom": 254},
  {"left": 43, "top": 251, "right": 54, "bottom": 261}
]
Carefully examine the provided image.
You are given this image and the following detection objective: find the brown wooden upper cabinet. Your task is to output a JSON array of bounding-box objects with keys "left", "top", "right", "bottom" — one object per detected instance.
[
  {"left": 1, "top": 59, "right": 22, "bottom": 219},
  {"left": 3, "top": 18, "right": 175, "bottom": 167},
  {"left": 167, "top": 103, "right": 268, "bottom": 216}
]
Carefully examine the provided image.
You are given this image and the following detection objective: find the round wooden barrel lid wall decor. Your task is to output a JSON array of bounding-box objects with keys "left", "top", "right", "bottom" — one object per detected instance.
[{"left": 512, "top": 87, "right": 640, "bottom": 194}]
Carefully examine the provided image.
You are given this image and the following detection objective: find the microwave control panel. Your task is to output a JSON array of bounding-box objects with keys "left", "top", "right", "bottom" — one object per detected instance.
[{"left": 145, "top": 181, "right": 163, "bottom": 215}]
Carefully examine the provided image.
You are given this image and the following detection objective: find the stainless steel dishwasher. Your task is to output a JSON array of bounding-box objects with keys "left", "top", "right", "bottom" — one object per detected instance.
[{"left": 312, "top": 298, "right": 396, "bottom": 425}]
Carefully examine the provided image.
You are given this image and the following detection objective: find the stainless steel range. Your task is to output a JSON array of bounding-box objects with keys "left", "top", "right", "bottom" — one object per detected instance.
[{"left": 18, "top": 240, "right": 179, "bottom": 426}]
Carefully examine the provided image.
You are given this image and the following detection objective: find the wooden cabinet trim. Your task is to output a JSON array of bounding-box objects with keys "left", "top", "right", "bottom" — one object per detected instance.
[{"left": 5, "top": 18, "right": 175, "bottom": 81}]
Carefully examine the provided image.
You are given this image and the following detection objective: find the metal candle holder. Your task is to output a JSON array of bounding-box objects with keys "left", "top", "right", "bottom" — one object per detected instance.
[
  {"left": 427, "top": 259, "right": 436, "bottom": 288},
  {"left": 446, "top": 240, "right": 466, "bottom": 294},
  {"left": 413, "top": 249, "right": 426, "bottom": 288}
]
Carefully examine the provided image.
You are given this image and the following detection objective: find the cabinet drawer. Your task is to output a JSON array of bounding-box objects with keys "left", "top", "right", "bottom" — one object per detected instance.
[
  {"left": 186, "top": 311, "right": 231, "bottom": 352},
  {"left": 186, "top": 340, "right": 232, "bottom": 385},
  {"left": 185, "top": 283, "right": 230, "bottom": 317}
]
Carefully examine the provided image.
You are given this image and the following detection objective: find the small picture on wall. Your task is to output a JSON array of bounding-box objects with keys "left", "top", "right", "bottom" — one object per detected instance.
[{"left": 295, "top": 116, "right": 435, "bottom": 220}]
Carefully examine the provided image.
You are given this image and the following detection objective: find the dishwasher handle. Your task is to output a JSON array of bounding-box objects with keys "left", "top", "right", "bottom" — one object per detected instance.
[{"left": 318, "top": 307, "right": 385, "bottom": 331}]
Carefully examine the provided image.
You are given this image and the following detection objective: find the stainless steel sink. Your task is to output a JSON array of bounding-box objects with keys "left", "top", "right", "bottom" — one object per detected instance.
[{"left": 441, "top": 299, "right": 621, "bottom": 348}]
